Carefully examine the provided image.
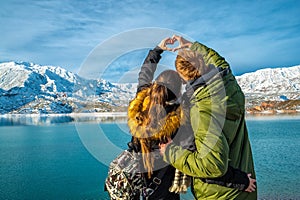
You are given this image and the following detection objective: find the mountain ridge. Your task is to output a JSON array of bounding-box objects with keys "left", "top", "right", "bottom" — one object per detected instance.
[{"left": 0, "top": 61, "right": 299, "bottom": 114}]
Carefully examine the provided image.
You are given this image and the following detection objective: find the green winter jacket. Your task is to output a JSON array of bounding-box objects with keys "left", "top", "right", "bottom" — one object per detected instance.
[{"left": 164, "top": 42, "right": 257, "bottom": 199}]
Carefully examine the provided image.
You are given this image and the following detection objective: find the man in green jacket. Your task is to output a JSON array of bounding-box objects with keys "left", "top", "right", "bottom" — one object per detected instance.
[{"left": 160, "top": 35, "right": 257, "bottom": 199}]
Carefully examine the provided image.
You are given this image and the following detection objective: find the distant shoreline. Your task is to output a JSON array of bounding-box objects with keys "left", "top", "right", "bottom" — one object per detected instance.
[
  {"left": 0, "top": 112, "right": 128, "bottom": 118},
  {"left": 245, "top": 113, "right": 300, "bottom": 120},
  {"left": 0, "top": 112, "right": 299, "bottom": 126},
  {"left": 1, "top": 112, "right": 300, "bottom": 118}
]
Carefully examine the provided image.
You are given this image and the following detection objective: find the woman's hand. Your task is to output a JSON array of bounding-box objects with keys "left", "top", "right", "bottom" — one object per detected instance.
[
  {"left": 172, "top": 35, "right": 193, "bottom": 51},
  {"left": 245, "top": 173, "right": 256, "bottom": 192},
  {"left": 158, "top": 37, "right": 175, "bottom": 51}
]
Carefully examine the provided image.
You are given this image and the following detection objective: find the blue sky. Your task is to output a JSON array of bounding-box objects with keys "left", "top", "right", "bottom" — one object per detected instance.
[{"left": 1, "top": 0, "right": 300, "bottom": 82}]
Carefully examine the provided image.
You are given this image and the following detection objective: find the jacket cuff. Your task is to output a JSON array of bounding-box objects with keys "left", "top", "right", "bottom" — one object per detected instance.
[
  {"left": 153, "top": 46, "right": 164, "bottom": 54},
  {"left": 162, "top": 142, "right": 175, "bottom": 163},
  {"left": 190, "top": 41, "right": 200, "bottom": 51},
  {"left": 190, "top": 41, "right": 207, "bottom": 52}
]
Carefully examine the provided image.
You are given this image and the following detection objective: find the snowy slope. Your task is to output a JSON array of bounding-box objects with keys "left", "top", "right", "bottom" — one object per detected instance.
[
  {"left": 0, "top": 62, "right": 136, "bottom": 114},
  {"left": 236, "top": 65, "right": 300, "bottom": 100},
  {"left": 0, "top": 61, "right": 299, "bottom": 114}
]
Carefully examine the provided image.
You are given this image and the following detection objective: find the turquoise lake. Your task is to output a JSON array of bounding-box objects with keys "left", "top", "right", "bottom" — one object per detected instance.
[{"left": 0, "top": 115, "right": 299, "bottom": 199}]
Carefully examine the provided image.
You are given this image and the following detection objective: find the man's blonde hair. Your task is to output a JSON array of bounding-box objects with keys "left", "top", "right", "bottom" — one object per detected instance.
[{"left": 175, "top": 50, "right": 209, "bottom": 80}]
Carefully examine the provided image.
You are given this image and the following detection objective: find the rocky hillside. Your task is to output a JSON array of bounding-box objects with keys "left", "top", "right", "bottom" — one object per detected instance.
[
  {"left": 0, "top": 61, "right": 299, "bottom": 114},
  {"left": 0, "top": 62, "right": 136, "bottom": 114},
  {"left": 235, "top": 65, "right": 300, "bottom": 113}
]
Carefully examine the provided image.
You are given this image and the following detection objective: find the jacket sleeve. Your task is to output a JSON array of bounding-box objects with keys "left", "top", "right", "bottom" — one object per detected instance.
[
  {"left": 190, "top": 41, "right": 230, "bottom": 70},
  {"left": 163, "top": 106, "right": 229, "bottom": 178},
  {"left": 137, "top": 46, "right": 163, "bottom": 92},
  {"left": 201, "top": 165, "right": 250, "bottom": 191}
]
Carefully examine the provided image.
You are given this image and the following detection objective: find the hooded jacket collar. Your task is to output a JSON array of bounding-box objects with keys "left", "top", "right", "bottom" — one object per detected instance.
[{"left": 184, "top": 67, "right": 231, "bottom": 101}]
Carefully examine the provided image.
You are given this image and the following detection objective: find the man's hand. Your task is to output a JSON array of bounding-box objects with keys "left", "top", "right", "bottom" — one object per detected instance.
[{"left": 159, "top": 138, "right": 172, "bottom": 155}]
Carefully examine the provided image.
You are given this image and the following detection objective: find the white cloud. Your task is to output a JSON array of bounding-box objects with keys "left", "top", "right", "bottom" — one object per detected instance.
[{"left": 1, "top": 0, "right": 300, "bottom": 78}]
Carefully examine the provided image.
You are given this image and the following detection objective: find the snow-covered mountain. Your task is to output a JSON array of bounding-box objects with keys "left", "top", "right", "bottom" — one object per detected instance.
[
  {"left": 236, "top": 65, "right": 300, "bottom": 101},
  {"left": 0, "top": 62, "right": 136, "bottom": 114},
  {"left": 0, "top": 61, "right": 299, "bottom": 114}
]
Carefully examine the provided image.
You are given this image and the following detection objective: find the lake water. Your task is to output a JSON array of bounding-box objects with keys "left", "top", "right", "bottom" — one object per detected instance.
[{"left": 0, "top": 114, "right": 299, "bottom": 200}]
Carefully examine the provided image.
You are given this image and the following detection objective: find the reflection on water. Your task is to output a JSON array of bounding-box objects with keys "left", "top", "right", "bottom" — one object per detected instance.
[
  {"left": 245, "top": 113, "right": 300, "bottom": 121},
  {"left": 1, "top": 113, "right": 300, "bottom": 126},
  {"left": 0, "top": 113, "right": 128, "bottom": 126}
]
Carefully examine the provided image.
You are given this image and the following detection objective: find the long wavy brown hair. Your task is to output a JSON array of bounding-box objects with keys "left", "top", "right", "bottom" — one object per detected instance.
[{"left": 136, "top": 70, "right": 182, "bottom": 177}]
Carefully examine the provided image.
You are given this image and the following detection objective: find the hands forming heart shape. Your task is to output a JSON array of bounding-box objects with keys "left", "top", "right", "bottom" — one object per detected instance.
[{"left": 158, "top": 35, "right": 193, "bottom": 52}]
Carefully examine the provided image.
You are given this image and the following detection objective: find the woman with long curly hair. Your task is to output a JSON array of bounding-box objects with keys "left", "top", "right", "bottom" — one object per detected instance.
[{"left": 127, "top": 37, "right": 183, "bottom": 200}]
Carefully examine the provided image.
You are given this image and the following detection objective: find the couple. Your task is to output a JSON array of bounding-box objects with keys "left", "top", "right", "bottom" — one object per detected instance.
[{"left": 127, "top": 35, "right": 257, "bottom": 199}]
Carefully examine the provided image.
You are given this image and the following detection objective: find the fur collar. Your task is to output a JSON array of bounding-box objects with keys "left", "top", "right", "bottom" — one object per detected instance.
[{"left": 127, "top": 87, "right": 182, "bottom": 141}]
